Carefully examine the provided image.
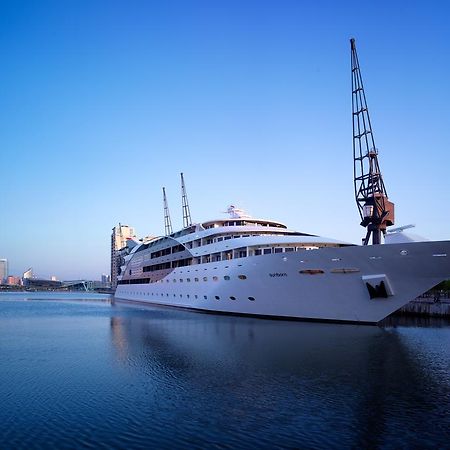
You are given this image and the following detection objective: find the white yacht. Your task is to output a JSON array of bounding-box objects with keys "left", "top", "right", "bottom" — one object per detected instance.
[{"left": 114, "top": 204, "right": 450, "bottom": 324}]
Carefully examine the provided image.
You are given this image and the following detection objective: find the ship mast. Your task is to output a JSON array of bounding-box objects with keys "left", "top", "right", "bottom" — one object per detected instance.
[
  {"left": 163, "top": 187, "right": 173, "bottom": 236},
  {"left": 351, "top": 38, "right": 394, "bottom": 245},
  {"left": 181, "top": 172, "right": 192, "bottom": 228}
]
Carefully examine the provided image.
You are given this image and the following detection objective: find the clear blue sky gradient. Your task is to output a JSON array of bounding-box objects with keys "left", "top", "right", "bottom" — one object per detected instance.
[{"left": 1, "top": 1, "right": 449, "bottom": 279}]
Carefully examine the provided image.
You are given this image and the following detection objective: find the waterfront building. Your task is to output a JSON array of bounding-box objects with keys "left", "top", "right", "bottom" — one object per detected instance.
[
  {"left": 111, "top": 225, "right": 136, "bottom": 289},
  {"left": 22, "top": 268, "right": 33, "bottom": 280},
  {"left": 0, "top": 259, "right": 8, "bottom": 283},
  {"left": 6, "top": 276, "right": 21, "bottom": 286}
]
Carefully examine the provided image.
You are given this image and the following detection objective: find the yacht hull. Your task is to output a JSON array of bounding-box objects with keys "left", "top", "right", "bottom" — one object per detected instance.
[{"left": 115, "top": 241, "right": 450, "bottom": 324}]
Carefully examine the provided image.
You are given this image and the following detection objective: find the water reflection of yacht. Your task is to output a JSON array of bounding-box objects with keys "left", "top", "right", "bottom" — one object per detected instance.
[{"left": 109, "top": 308, "right": 449, "bottom": 448}]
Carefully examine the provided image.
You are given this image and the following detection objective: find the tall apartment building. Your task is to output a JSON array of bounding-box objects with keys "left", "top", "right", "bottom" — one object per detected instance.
[
  {"left": 111, "top": 225, "right": 136, "bottom": 289},
  {"left": 0, "top": 259, "right": 8, "bottom": 283}
]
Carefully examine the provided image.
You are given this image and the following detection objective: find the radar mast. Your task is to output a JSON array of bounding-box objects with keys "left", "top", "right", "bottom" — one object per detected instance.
[
  {"left": 351, "top": 38, "right": 394, "bottom": 245},
  {"left": 181, "top": 173, "right": 192, "bottom": 228},
  {"left": 163, "top": 187, "right": 173, "bottom": 236}
]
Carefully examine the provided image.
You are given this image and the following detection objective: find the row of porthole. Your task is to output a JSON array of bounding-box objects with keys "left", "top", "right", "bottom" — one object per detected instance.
[
  {"left": 149, "top": 275, "right": 247, "bottom": 284},
  {"left": 121, "top": 291, "right": 255, "bottom": 302}
]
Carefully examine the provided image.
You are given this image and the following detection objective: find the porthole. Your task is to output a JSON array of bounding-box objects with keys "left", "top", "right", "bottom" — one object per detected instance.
[
  {"left": 187, "top": 278, "right": 191, "bottom": 282},
  {"left": 203, "top": 277, "right": 208, "bottom": 282},
  {"left": 238, "top": 275, "right": 247, "bottom": 280},
  {"left": 230, "top": 296, "right": 236, "bottom": 301},
  {"left": 173, "top": 279, "right": 176, "bottom": 283},
  {"left": 215, "top": 296, "right": 220, "bottom": 300},
  {"left": 195, "top": 278, "right": 199, "bottom": 282},
  {"left": 180, "top": 294, "right": 182, "bottom": 298},
  {"left": 213, "top": 276, "right": 218, "bottom": 281},
  {"left": 248, "top": 296, "right": 255, "bottom": 301},
  {"left": 195, "top": 295, "right": 198, "bottom": 299},
  {"left": 179, "top": 279, "right": 183, "bottom": 282},
  {"left": 173, "top": 294, "right": 176, "bottom": 297},
  {"left": 224, "top": 275, "right": 230, "bottom": 281},
  {"left": 204, "top": 295, "right": 207, "bottom": 300},
  {"left": 187, "top": 294, "right": 190, "bottom": 298}
]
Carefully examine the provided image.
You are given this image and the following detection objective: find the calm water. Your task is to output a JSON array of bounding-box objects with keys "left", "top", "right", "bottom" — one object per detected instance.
[{"left": 1, "top": 292, "right": 450, "bottom": 449}]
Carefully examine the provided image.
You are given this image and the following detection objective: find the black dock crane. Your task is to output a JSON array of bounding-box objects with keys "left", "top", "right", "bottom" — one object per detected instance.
[{"left": 351, "top": 38, "right": 395, "bottom": 245}]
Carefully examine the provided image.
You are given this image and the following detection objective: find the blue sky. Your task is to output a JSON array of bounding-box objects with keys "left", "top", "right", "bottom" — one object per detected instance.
[{"left": 1, "top": 0, "right": 449, "bottom": 280}]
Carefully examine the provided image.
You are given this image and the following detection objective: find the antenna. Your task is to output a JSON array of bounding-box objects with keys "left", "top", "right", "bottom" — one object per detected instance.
[
  {"left": 351, "top": 38, "right": 394, "bottom": 245},
  {"left": 163, "top": 187, "right": 173, "bottom": 236},
  {"left": 180, "top": 172, "right": 192, "bottom": 228}
]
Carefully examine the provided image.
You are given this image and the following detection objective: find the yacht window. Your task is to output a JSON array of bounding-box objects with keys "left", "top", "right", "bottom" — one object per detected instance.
[
  {"left": 254, "top": 249, "right": 262, "bottom": 256},
  {"left": 213, "top": 276, "right": 218, "bottom": 281},
  {"left": 203, "top": 277, "right": 208, "bottom": 281},
  {"left": 285, "top": 248, "right": 294, "bottom": 252},
  {"left": 238, "top": 275, "right": 247, "bottom": 280},
  {"left": 274, "top": 248, "right": 283, "bottom": 254},
  {"left": 187, "top": 278, "right": 191, "bottom": 282},
  {"left": 224, "top": 275, "right": 230, "bottom": 281},
  {"left": 215, "top": 296, "right": 220, "bottom": 300},
  {"left": 230, "top": 296, "right": 236, "bottom": 301},
  {"left": 217, "top": 237, "right": 223, "bottom": 242},
  {"left": 195, "top": 277, "right": 199, "bottom": 282},
  {"left": 263, "top": 248, "right": 272, "bottom": 255}
]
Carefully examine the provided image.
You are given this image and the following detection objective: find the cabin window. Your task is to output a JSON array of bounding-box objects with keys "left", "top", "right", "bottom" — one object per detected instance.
[
  {"left": 224, "top": 276, "right": 230, "bottom": 281},
  {"left": 213, "top": 276, "right": 218, "bottom": 281},
  {"left": 215, "top": 296, "right": 220, "bottom": 300},
  {"left": 203, "top": 277, "right": 208, "bottom": 282},
  {"left": 238, "top": 275, "right": 247, "bottom": 280},
  {"left": 195, "top": 278, "right": 199, "bottom": 282},
  {"left": 263, "top": 248, "right": 271, "bottom": 255},
  {"left": 248, "top": 297, "right": 255, "bottom": 301},
  {"left": 274, "top": 248, "right": 283, "bottom": 254},
  {"left": 254, "top": 249, "right": 262, "bottom": 256},
  {"left": 285, "top": 248, "right": 294, "bottom": 252},
  {"left": 230, "top": 296, "right": 236, "bottom": 301}
]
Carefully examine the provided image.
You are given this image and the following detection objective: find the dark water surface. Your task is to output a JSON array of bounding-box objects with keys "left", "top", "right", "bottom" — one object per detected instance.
[{"left": 1, "top": 292, "right": 450, "bottom": 449}]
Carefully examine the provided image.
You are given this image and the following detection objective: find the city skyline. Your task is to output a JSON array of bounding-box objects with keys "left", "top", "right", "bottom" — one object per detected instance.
[{"left": 1, "top": 1, "right": 449, "bottom": 279}]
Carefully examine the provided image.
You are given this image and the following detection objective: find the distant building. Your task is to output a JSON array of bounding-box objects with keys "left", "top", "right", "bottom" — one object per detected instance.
[
  {"left": 111, "top": 225, "right": 136, "bottom": 289},
  {"left": 22, "top": 268, "right": 33, "bottom": 280},
  {"left": 6, "top": 276, "right": 21, "bottom": 286},
  {"left": 0, "top": 259, "right": 8, "bottom": 283},
  {"left": 101, "top": 273, "right": 111, "bottom": 284}
]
